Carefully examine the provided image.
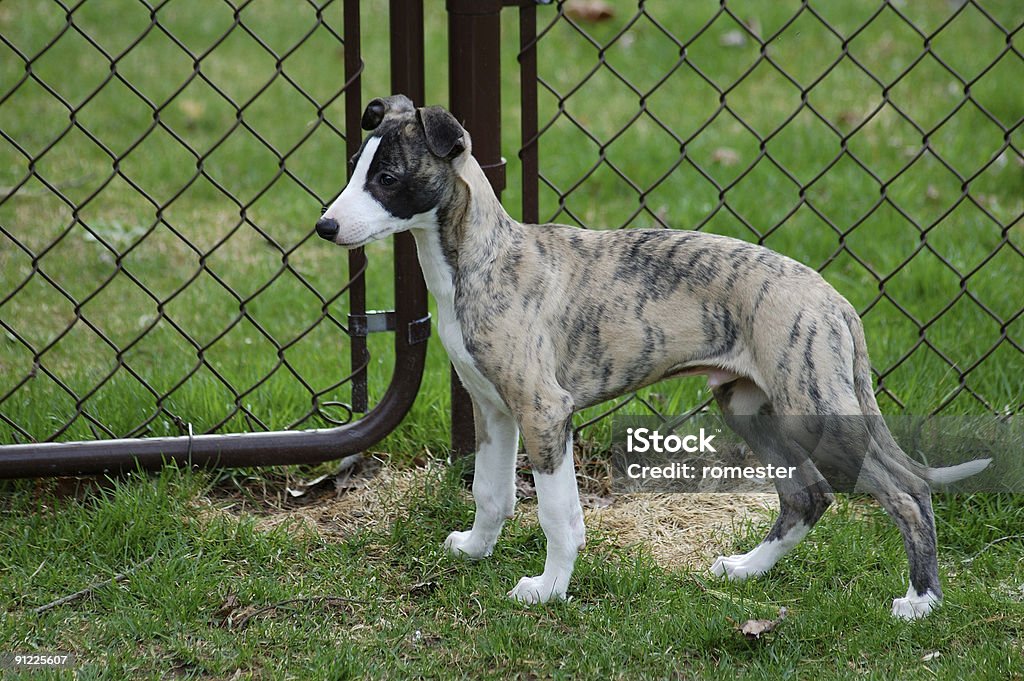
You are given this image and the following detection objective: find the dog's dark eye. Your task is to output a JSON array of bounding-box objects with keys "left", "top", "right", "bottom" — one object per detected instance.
[{"left": 379, "top": 172, "right": 398, "bottom": 187}]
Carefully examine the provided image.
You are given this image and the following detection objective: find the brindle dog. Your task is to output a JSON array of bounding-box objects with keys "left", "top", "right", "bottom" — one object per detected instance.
[{"left": 315, "top": 95, "right": 989, "bottom": 619}]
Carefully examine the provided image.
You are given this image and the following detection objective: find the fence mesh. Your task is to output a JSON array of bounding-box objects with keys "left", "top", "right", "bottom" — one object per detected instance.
[
  {"left": 1, "top": 1, "right": 1021, "bottom": 450},
  {"left": 520, "top": 0, "right": 1023, "bottom": 431},
  {"left": 0, "top": 0, "right": 372, "bottom": 444}
]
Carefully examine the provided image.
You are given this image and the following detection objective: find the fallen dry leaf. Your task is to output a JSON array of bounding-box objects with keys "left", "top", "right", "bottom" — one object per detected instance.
[
  {"left": 214, "top": 593, "right": 240, "bottom": 621},
  {"left": 735, "top": 606, "right": 787, "bottom": 640},
  {"left": 287, "top": 473, "right": 330, "bottom": 498},
  {"left": 564, "top": 0, "right": 615, "bottom": 23},
  {"left": 178, "top": 98, "right": 205, "bottom": 125},
  {"left": 580, "top": 493, "right": 614, "bottom": 509},
  {"left": 838, "top": 110, "right": 862, "bottom": 127},
  {"left": 711, "top": 147, "right": 740, "bottom": 167},
  {"left": 285, "top": 454, "right": 382, "bottom": 499},
  {"left": 213, "top": 593, "right": 259, "bottom": 629},
  {"left": 719, "top": 30, "right": 746, "bottom": 48}
]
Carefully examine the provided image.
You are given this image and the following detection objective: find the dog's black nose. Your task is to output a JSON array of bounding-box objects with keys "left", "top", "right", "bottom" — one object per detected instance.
[{"left": 315, "top": 216, "right": 339, "bottom": 241}]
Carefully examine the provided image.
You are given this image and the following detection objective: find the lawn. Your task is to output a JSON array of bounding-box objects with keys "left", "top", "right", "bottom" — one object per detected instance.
[
  {"left": 1, "top": 464, "right": 1022, "bottom": 678},
  {"left": 1, "top": 0, "right": 1022, "bottom": 678}
]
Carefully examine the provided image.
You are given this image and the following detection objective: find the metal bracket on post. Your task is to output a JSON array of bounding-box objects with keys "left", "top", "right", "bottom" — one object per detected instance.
[
  {"left": 348, "top": 311, "right": 432, "bottom": 346},
  {"left": 349, "top": 310, "right": 396, "bottom": 336}
]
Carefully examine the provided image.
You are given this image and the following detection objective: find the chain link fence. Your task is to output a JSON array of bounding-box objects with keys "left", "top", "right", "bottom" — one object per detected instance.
[
  {"left": 0, "top": 0, "right": 410, "bottom": 450},
  {"left": 1, "top": 0, "right": 1021, "bottom": 459},
  {"left": 514, "top": 0, "right": 1022, "bottom": 435}
]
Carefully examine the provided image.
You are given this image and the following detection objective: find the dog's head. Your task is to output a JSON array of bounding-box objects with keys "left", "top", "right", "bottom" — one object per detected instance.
[{"left": 315, "top": 94, "right": 470, "bottom": 248}]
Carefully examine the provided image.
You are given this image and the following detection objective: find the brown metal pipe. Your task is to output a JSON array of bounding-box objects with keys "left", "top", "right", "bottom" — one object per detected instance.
[
  {"left": 0, "top": 369, "right": 424, "bottom": 478},
  {"left": 519, "top": 3, "right": 539, "bottom": 224}
]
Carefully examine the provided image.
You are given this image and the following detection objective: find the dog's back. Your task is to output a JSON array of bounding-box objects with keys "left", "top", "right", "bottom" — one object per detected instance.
[{"left": 461, "top": 223, "right": 854, "bottom": 413}]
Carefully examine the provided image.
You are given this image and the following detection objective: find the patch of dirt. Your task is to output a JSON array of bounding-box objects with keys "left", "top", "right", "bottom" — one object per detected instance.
[
  {"left": 199, "top": 458, "right": 777, "bottom": 571},
  {"left": 196, "top": 455, "right": 436, "bottom": 538}
]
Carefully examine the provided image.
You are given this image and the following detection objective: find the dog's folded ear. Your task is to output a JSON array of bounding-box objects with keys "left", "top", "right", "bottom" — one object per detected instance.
[
  {"left": 361, "top": 94, "right": 415, "bottom": 131},
  {"left": 418, "top": 106, "right": 467, "bottom": 159}
]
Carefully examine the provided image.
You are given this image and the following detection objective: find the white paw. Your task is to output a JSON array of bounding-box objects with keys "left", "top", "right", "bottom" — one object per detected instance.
[
  {"left": 891, "top": 589, "right": 940, "bottom": 620},
  {"left": 710, "top": 554, "right": 768, "bottom": 581},
  {"left": 507, "top": 575, "right": 565, "bottom": 605},
  {"left": 443, "top": 530, "right": 491, "bottom": 559}
]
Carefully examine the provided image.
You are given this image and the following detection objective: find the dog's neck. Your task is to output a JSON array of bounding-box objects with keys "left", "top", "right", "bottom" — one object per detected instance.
[
  {"left": 413, "top": 152, "right": 518, "bottom": 296},
  {"left": 451, "top": 152, "right": 517, "bottom": 264}
]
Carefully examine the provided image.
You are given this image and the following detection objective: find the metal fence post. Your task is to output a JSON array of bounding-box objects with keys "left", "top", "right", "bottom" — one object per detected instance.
[
  {"left": 518, "top": 1, "right": 539, "bottom": 225},
  {"left": 390, "top": 0, "right": 425, "bottom": 104},
  {"left": 446, "top": 0, "right": 507, "bottom": 458},
  {"left": 347, "top": 0, "right": 369, "bottom": 413}
]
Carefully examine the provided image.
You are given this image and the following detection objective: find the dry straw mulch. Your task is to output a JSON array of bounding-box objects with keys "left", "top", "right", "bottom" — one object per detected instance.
[{"left": 201, "top": 460, "right": 779, "bottom": 571}]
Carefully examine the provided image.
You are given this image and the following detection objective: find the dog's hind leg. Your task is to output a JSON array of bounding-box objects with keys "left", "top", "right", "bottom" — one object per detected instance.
[
  {"left": 507, "top": 389, "right": 585, "bottom": 605},
  {"left": 710, "top": 471, "right": 833, "bottom": 581},
  {"left": 710, "top": 379, "right": 835, "bottom": 581},
  {"left": 445, "top": 398, "right": 519, "bottom": 559},
  {"left": 856, "top": 450, "right": 943, "bottom": 620}
]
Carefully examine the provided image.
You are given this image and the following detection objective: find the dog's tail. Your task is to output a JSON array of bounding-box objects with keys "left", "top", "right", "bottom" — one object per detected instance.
[
  {"left": 842, "top": 308, "right": 992, "bottom": 486},
  {"left": 922, "top": 457, "right": 992, "bottom": 485}
]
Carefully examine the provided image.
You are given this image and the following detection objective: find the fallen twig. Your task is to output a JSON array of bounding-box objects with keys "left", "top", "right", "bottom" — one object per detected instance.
[
  {"left": 230, "top": 596, "right": 368, "bottom": 629},
  {"left": 33, "top": 554, "right": 155, "bottom": 615},
  {"left": 961, "top": 534, "right": 1024, "bottom": 564}
]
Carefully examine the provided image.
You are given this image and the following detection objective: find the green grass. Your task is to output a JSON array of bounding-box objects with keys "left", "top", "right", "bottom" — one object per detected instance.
[
  {"left": 1, "top": 466, "right": 1022, "bottom": 679},
  {"left": 0, "top": 0, "right": 1021, "bottom": 453}
]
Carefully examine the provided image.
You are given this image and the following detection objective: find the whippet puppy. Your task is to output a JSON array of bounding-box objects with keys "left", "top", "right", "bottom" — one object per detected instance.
[{"left": 315, "top": 95, "right": 989, "bottom": 619}]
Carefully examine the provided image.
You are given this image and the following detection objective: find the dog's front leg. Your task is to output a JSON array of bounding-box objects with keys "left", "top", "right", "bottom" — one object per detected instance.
[
  {"left": 509, "top": 401, "right": 585, "bottom": 604},
  {"left": 444, "top": 398, "right": 518, "bottom": 559}
]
